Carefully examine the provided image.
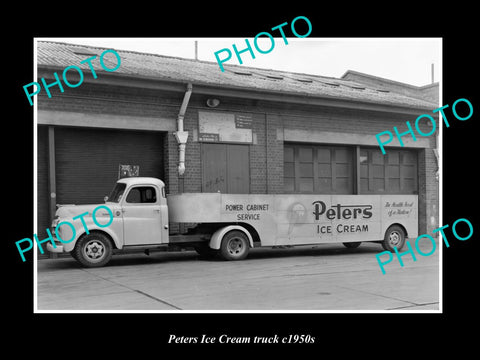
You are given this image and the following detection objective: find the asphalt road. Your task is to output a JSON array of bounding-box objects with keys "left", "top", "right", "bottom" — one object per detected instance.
[{"left": 36, "top": 240, "right": 440, "bottom": 311}]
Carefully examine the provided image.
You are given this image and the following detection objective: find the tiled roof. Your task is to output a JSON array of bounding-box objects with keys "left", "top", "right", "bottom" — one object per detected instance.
[{"left": 37, "top": 41, "right": 437, "bottom": 111}]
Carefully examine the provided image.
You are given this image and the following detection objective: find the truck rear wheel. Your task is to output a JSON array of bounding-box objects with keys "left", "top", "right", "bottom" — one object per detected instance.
[
  {"left": 73, "top": 232, "right": 113, "bottom": 267},
  {"left": 219, "top": 230, "right": 250, "bottom": 261},
  {"left": 382, "top": 225, "right": 406, "bottom": 252}
]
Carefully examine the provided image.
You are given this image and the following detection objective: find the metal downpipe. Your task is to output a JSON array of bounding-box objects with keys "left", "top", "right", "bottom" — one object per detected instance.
[{"left": 174, "top": 83, "right": 193, "bottom": 176}]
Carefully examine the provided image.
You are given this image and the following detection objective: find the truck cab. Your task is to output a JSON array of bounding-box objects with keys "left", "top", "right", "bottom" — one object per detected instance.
[
  {"left": 105, "top": 177, "right": 169, "bottom": 246},
  {"left": 48, "top": 177, "right": 169, "bottom": 267}
]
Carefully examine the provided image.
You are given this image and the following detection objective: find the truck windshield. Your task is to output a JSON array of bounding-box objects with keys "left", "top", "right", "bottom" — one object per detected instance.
[{"left": 107, "top": 183, "right": 127, "bottom": 203}]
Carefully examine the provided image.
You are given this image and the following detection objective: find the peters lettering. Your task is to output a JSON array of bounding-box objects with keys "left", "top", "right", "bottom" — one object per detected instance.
[{"left": 312, "top": 201, "right": 372, "bottom": 221}]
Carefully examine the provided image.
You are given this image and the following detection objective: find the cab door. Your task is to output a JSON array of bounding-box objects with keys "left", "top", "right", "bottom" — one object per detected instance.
[{"left": 122, "top": 185, "right": 165, "bottom": 246}]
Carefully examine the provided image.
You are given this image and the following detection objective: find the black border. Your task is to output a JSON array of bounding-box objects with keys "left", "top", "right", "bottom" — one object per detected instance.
[{"left": 7, "top": 7, "right": 478, "bottom": 351}]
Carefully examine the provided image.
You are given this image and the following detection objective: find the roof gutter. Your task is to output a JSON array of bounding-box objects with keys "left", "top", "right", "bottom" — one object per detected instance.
[{"left": 174, "top": 83, "right": 193, "bottom": 176}]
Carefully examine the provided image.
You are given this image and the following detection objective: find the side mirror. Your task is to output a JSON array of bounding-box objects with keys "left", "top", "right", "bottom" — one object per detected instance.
[{"left": 104, "top": 196, "right": 109, "bottom": 202}]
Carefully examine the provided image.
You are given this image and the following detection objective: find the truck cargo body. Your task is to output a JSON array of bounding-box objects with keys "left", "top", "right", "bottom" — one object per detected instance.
[{"left": 168, "top": 193, "right": 418, "bottom": 246}]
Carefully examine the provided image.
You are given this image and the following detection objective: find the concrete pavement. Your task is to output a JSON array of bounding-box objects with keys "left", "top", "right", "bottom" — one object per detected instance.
[{"left": 36, "top": 241, "right": 440, "bottom": 311}]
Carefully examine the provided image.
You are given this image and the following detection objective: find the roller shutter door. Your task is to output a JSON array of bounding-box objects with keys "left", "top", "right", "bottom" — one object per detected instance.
[
  {"left": 55, "top": 127, "right": 165, "bottom": 205},
  {"left": 36, "top": 126, "right": 165, "bottom": 259}
]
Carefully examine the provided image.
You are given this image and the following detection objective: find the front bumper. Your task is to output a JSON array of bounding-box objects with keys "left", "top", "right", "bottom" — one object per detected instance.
[{"left": 46, "top": 239, "right": 65, "bottom": 253}]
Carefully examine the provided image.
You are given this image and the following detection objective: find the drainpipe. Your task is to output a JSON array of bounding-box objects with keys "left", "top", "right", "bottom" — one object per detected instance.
[{"left": 174, "top": 83, "right": 193, "bottom": 177}]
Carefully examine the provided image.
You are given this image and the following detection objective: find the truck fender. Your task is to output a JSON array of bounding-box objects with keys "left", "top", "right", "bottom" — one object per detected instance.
[
  {"left": 209, "top": 225, "right": 254, "bottom": 250},
  {"left": 61, "top": 225, "right": 122, "bottom": 253},
  {"left": 382, "top": 222, "right": 413, "bottom": 240}
]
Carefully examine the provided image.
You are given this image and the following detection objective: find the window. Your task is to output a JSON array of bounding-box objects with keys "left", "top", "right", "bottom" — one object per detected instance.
[
  {"left": 318, "top": 147, "right": 352, "bottom": 193},
  {"left": 284, "top": 147, "right": 295, "bottom": 192},
  {"left": 284, "top": 144, "right": 353, "bottom": 194},
  {"left": 360, "top": 148, "right": 417, "bottom": 194},
  {"left": 298, "top": 147, "right": 314, "bottom": 192},
  {"left": 284, "top": 144, "right": 418, "bottom": 195},
  {"left": 126, "top": 186, "right": 157, "bottom": 203},
  {"left": 107, "top": 182, "right": 126, "bottom": 203}
]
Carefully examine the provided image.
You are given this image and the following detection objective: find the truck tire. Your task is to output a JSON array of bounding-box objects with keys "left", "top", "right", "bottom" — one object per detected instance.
[
  {"left": 219, "top": 230, "right": 250, "bottom": 261},
  {"left": 70, "top": 250, "right": 79, "bottom": 261},
  {"left": 382, "top": 225, "right": 406, "bottom": 252},
  {"left": 73, "top": 232, "right": 113, "bottom": 268}
]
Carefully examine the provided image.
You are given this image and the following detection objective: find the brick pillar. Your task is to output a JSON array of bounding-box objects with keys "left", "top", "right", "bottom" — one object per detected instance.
[
  {"left": 250, "top": 113, "right": 267, "bottom": 194},
  {"left": 164, "top": 132, "right": 179, "bottom": 195},
  {"left": 183, "top": 108, "right": 202, "bottom": 193},
  {"left": 417, "top": 148, "right": 439, "bottom": 236},
  {"left": 425, "top": 147, "right": 439, "bottom": 235},
  {"left": 266, "top": 114, "right": 284, "bottom": 194}
]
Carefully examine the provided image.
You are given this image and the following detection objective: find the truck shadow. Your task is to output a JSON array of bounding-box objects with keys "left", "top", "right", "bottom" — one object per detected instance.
[
  {"left": 38, "top": 243, "right": 383, "bottom": 269},
  {"left": 107, "top": 244, "right": 382, "bottom": 267},
  {"left": 247, "top": 244, "right": 381, "bottom": 260}
]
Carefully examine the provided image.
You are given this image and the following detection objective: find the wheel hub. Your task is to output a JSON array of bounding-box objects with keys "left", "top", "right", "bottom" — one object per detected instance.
[
  {"left": 227, "top": 238, "right": 244, "bottom": 255},
  {"left": 85, "top": 241, "right": 104, "bottom": 259},
  {"left": 389, "top": 231, "right": 401, "bottom": 246}
]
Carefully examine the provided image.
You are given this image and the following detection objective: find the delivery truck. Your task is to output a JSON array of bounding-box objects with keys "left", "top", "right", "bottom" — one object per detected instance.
[{"left": 47, "top": 177, "right": 418, "bottom": 267}]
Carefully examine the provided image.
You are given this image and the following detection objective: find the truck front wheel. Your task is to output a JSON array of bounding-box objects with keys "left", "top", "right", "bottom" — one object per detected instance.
[
  {"left": 219, "top": 230, "right": 250, "bottom": 261},
  {"left": 73, "top": 232, "right": 113, "bottom": 267}
]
